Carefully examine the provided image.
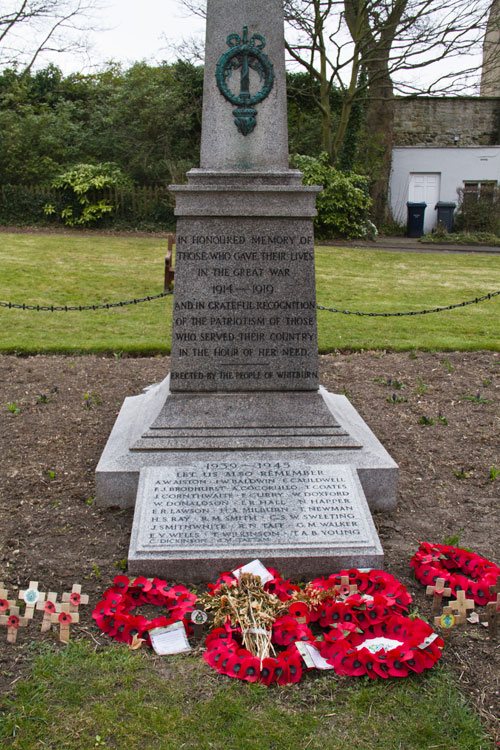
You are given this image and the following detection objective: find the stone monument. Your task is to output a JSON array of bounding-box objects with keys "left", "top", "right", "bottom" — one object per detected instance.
[{"left": 96, "top": 0, "right": 397, "bottom": 580}]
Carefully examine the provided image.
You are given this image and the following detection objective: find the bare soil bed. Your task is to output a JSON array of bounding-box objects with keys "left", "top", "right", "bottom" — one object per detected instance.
[{"left": 0, "top": 351, "right": 498, "bottom": 739}]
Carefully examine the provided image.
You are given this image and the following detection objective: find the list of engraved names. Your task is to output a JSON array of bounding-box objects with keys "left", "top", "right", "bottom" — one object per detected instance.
[{"left": 137, "top": 463, "right": 371, "bottom": 551}]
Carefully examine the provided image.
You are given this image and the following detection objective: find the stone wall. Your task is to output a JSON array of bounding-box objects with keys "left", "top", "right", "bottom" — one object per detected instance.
[{"left": 394, "top": 97, "right": 500, "bottom": 147}]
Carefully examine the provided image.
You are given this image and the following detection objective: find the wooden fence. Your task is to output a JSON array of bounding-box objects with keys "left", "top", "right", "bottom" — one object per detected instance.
[{"left": 0, "top": 184, "right": 174, "bottom": 221}]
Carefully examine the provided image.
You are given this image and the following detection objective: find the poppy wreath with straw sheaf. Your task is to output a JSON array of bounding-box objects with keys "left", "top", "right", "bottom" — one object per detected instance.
[{"left": 202, "top": 566, "right": 446, "bottom": 684}]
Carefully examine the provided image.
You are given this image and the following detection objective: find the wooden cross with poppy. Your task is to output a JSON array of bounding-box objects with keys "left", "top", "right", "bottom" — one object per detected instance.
[
  {"left": 19, "top": 581, "right": 46, "bottom": 620},
  {"left": 489, "top": 576, "right": 500, "bottom": 599},
  {"left": 36, "top": 592, "right": 58, "bottom": 633},
  {"left": 449, "top": 590, "right": 475, "bottom": 623},
  {"left": 426, "top": 577, "right": 452, "bottom": 615},
  {"left": 0, "top": 605, "right": 29, "bottom": 644},
  {"left": 0, "top": 583, "right": 16, "bottom": 615},
  {"left": 51, "top": 603, "right": 79, "bottom": 644},
  {"left": 335, "top": 576, "right": 358, "bottom": 599},
  {"left": 62, "top": 584, "right": 89, "bottom": 613},
  {"left": 288, "top": 601, "right": 309, "bottom": 624},
  {"left": 479, "top": 593, "right": 500, "bottom": 638}
]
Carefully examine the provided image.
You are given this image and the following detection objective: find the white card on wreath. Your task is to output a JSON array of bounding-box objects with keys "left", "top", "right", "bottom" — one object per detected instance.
[
  {"left": 295, "top": 641, "right": 334, "bottom": 670},
  {"left": 149, "top": 621, "right": 191, "bottom": 656},
  {"left": 233, "top": 559, "right": 274, "bottom": 585}
]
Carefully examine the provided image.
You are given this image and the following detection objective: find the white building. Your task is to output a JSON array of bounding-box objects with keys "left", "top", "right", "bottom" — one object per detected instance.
[
  {"left": 389, "top": 146, "right": 500, "bottom": 234},
  {"left": 389, "top": 1, "right": 500, "bottom": 235}
]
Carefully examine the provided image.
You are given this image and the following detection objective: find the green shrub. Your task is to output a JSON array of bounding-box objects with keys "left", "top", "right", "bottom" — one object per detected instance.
[
  {"left": 455, "top": 185, "right": 500, "bottom": 234},
  {"left": 293, "top": 153, "right": 373, "bottom": 239},
  {"left": 48, "top": 162, "right": 133, "bottom": 226},
  {"left": 0, "top": 184, "right": 65, "bottom": 225}
]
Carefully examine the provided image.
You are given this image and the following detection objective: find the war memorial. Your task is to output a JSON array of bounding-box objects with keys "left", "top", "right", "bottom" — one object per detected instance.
[{"left": 95, "top": 0, "right": 397, "bottom": 580}]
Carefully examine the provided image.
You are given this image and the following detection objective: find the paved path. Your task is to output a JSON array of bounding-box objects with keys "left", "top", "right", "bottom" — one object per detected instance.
[{"left": 327, "top": 236, "right": 500, "bottom": 254}]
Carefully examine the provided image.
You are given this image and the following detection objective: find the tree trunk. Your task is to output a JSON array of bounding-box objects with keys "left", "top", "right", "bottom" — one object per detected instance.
[{"left": 363, "top": 69, "right": 394, "bottom": 224}]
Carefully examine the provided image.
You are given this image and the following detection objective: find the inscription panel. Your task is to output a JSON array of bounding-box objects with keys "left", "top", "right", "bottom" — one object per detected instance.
[
  {"left": 135, "top": 462, "right": 373, "bottom": 553},
  {"left": 169, "top": 217, "right": 319, "bottom": 391}
]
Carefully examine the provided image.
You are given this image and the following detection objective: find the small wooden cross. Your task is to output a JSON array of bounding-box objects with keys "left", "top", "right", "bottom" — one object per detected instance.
[
  {"left": 434, "top": 606, "right": 456, "bottom": 630},
  {"left": 36, "top": 592, "right": 58, "bottom": 633},
  {"left": 426, "top": 577, "right": 452, "bottom": 615},
  {"left": 288, "top": 602, "right": 308, "bottom": 625},
  {"left": 0, "top": 583, "right": 16, "bottom": 614},
  {"left": 0, "top": 606, "right": 29, "bottom": 643},
  {"left": 489, "top": 576, "right": 500, "bottom": 599},
  {"left": 479, "top": 593, "right": 500, "bottom": 638},
  {"left": 336, "top": 576, "right": 358, "bottom": 599},
  {"left": 449, "top": 590, "right": 475, "bottom": 623},
  {"left": 62, "top": 583, "right": 89, "bottom": 613},
  {"left": 51, "top": 602, "right": 79, "bottom": 644},
  {"left": 19, "top": 581, "right": 46, "bottom": 619}
]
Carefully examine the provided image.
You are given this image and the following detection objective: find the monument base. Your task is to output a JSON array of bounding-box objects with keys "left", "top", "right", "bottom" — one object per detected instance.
[
  {"left": 127, "top": 463, "right": 383, "bottom": 581},
  {"left": 95, "top": 374, "right": 398, "bottom": 513}
]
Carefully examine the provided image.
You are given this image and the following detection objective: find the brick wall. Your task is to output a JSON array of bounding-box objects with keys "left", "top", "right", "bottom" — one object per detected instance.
[{"left": 393, "top": 97, "right": 500, "bottom": 147}]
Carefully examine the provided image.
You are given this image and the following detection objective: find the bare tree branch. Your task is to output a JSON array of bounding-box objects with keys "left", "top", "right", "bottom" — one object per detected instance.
[{"left": 0, "top": 0, "right": 103, "bottom": 73}]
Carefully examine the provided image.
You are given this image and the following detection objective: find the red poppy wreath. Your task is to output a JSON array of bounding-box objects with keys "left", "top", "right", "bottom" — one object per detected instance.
[
  {"left": 201, "top": 564, "right": 442, "bottom": 685},
  {"left": 411, "top": 542, "right": 500, "bottom": 606},
  {"left": 202, "top": 567, "right": 327, "bottom": 685},
  {"left": 317, "top": 613, "right": 443, "bottom": 678},
  {"left": 308, "top": 569, "right": 413, "bottom": 619},
  {"left": 92, "top": 575, "right": 197, "bottom": 646}
]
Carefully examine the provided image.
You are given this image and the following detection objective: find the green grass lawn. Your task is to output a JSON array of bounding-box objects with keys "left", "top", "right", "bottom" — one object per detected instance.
[
  {"left": 0, "top": 233, "right": 499, "bottom": 353},
  {"left": 0, "top": 641, "right": 493, "bottom": 750}
]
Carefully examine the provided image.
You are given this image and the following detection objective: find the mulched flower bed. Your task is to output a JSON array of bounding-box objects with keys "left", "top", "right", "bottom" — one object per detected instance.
[{"left": 0, "top": 351, "right": 498, "bottom": 738}]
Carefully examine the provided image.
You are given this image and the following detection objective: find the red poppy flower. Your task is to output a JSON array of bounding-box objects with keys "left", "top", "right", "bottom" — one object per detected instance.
[
  {"left": 386, "top": 651, "right": 410, "bottom": 678},
  {"left": 276, "top": 651, "right": 302, "bottom": 684},
  {"left": 44, "top": 600, "right": 56, "bottom": 614},
  {"left": 59, "top": 611, "right": 72, "bottom": 625},
  {"left": 111, "top": 614, "right": 145, "bottom": 643},
  {"left": 402, "top": 648, "right": 429, "bottom": 674},
  {"left": 111, "top": 575, "right": 130, "bottom": 593},
  {"left": 0, "top": 599, "right": 9, "bottom": 613},
  {"left": 326, "top": 623, "right": 364, "bottom": 658},
  {"left": 205, "top": 627, "right": 235, "bottom": 647},
  {"left": 93, "top": 611, "right": 112, "bottom": 633},
  {"left": 111, "top": 613, "right": 132, "bottom": 642},
  {"left": 289, "top": 601, "right": 310, "bottom": 622},
  {"left": 154, "top": 580, "right": 173, "bottom": 597},
  {"left": 335, "top": 648, "right": 370, "bottom": 677},
  {"left": 207, "top": 572, "right": 237, "bottom": 594},
  {"left": 259, "top": 657, "right": 277, "bottom": 685},
  {"left": 371, "top": 659, "right": 391, "bottom": 679},
  {"left": 225, "top": 648, "right": 253, "bottom": 679},
  {"left": 266, "top": 578, "right": 301, "bottom": 601},
  {"left": 206, "top": 647, "right": 229, "bottom": 672},
  {"left": 241, "top": 655, "right": 261, "bottom": 683},
  {"left": 7, "top": 614, "right": 19, "bottom": 629},
  {"left": 102, "top": 597, "right": 124, "bottom": 617},
  {"left": 204, "top": 636, "right": 239, "bottom": 671},
  {"left": 273, "top": 614, "right": 312, "bottom": 646},
  {"left": 103, "top": 589, "right": 123, "bottom": 606},
  {"left": 319, "top": 600, "right": 360, "bottom": 628},
  {"left": 70, "top": 592, "right": 81, "bottom": 607},
  {"left": 131, "top": 576, "right": 153, "bottom": 594}
]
